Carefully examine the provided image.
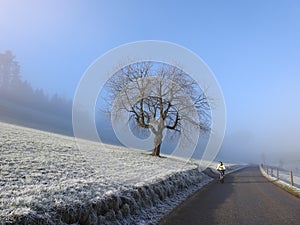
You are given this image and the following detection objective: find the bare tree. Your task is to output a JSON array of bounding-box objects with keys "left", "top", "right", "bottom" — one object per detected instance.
[{"left": 106, "top": 61, "right": 210, "bottom": 156}]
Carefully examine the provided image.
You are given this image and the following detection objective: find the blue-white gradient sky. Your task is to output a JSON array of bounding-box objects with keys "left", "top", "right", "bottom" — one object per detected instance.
[{"left": 1, "top": 0, "right": 300, "bottom": 164}]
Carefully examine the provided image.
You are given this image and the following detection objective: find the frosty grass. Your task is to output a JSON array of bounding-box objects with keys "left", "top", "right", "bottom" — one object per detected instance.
[{"left": 0, "top": 122, "right": 215, "bottom": 225}]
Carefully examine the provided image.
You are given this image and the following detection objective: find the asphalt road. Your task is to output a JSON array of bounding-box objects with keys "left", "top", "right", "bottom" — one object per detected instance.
[{"left": 158, "top": 166, "right": 300, "bottom": 225}]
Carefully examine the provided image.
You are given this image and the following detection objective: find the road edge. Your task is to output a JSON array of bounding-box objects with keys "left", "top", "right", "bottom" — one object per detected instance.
[{"left": 260, "top": 166, "right": 300, "bottom": 198}]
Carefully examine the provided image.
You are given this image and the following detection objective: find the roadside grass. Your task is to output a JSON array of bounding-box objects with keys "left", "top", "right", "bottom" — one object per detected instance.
[{"left": 260, "top": 166, "right": 300, "bottom": 199}]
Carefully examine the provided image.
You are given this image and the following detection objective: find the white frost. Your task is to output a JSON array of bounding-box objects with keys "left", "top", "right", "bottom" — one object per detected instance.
[{"left": 0, "top": 122, "right": 239, "bottom": 225}]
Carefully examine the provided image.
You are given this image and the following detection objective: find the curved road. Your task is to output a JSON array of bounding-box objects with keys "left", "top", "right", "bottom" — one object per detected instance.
[{"left": 159, "top": 166, "right": 300, "bottom": 225}]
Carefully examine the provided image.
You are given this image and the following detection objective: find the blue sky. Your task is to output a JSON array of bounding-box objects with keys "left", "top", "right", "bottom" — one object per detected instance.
[{"left": 1, "top": 0, "right": 300, "bottom": 163}]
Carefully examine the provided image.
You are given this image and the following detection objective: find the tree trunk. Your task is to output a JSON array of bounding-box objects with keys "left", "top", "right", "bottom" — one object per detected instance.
[
  {"left": 152, "top": 132, "right": 162, "bottom": 156},
  {"left": 152, "top": 143, "right": 161, "bottom": 156}
]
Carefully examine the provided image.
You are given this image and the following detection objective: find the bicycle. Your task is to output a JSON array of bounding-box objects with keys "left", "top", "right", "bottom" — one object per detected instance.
[
  {"left": 218, "top": 170, "right": 225, "bottom": 183},
  {"left": 216, "top": 161, "right": 226, "bottom": 184}
]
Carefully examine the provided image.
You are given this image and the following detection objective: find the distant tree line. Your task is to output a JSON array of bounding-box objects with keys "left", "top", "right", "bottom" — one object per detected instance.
[{"left": 0, "top": 50, "right": 72, "bottom": 119}]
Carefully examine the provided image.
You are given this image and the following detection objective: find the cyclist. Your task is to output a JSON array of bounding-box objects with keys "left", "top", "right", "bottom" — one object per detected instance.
[{"left": 216, "top": 161, "right": 226, "bottom": 182}]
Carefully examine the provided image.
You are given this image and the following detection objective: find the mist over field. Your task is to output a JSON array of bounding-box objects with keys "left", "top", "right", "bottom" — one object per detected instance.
[
  {"left": 0, "top": 71, "right": 299, "bottom": 168},
  {"left": 1, "top": 1, "right": 300, "bottom": 169},
  {"left": 0, "top": 70, "right": 299, "bottom": 168}
]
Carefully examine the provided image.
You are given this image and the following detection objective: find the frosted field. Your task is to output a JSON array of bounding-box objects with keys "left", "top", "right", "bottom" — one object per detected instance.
[
  {"left": 278, "top": 170, "right": 300, "bottom": 188},
  {"left": 264, "top": 167, "right": 300, "bottom": 189},
  {"left": 279, "top": 171, "right": 300, "bottom": 188},
  {"left": 0, "top": 122, "right": 224, "bottom": 225},
  {"left": 260, "top": 166, "right": 300, "bottom": 199}
]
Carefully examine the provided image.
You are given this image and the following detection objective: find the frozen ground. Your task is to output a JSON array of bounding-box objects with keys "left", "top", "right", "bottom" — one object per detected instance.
[
  {"left": 277, "top": 170, "right": 300, "bottom": 188},
  {"left": 0, "top": 122, "right": 241, "bottom": 225},
  {"left": 260, "top": 166, "right": 300, "bottom": 199},
  {"left": 261, "top": 166, "right": 300, "bottom": 189}
]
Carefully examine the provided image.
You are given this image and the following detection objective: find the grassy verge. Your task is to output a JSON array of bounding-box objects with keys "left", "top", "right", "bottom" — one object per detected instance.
[{"left": 260, "top": 166, "right": 300, "bottom": 198}]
